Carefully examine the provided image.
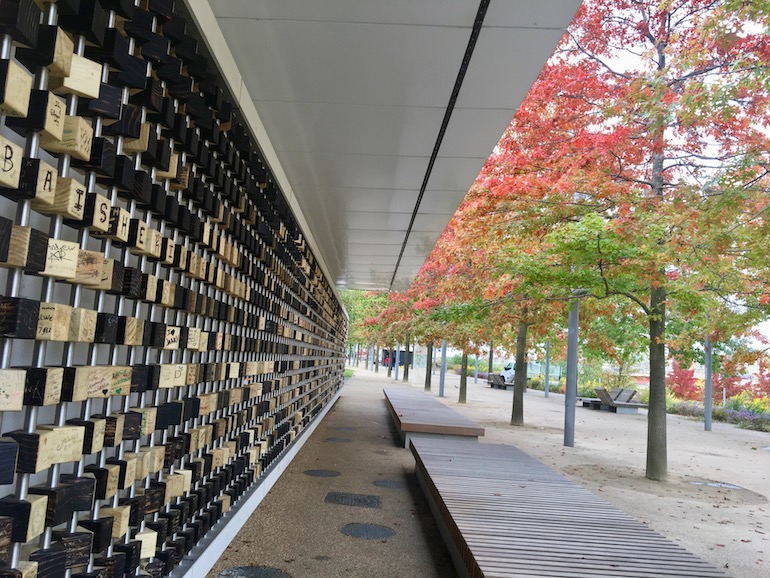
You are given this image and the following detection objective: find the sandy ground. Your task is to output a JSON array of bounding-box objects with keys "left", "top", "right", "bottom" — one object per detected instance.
[
  {"left": 399, "top": 365, "right": 769, "bottom": 578},
  {"left": 208, "top": 366, "right": 768, "bottom": 578}
]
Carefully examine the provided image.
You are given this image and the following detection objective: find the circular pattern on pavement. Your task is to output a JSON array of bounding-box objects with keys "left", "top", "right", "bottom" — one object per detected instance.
[
  {"left": 373, "top": 479, "right": 406, "bottom": 489},
  {"left": 340, "top": 523, "right": 396, "bottom": 540},
  {"left": 217, "top": 566, "right": 292, "bottom": 578},
  {"left": 303, "top": 469, "right": 341, "bottom": 477}
]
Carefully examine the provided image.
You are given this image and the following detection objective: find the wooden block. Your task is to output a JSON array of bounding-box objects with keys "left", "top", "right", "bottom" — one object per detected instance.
[
  {"left": 0, "top": 0, "right": 41, "bottom": 48},
  {"left": 76, "top": 518, "right": 113, "bottom": 554},
  {"left": 50, "top": 177, "right": 86, "bottom": 220},
  {"left": 0, "top": 440, "right": 18, "bottom": 485},
  {"left": 98, "top": 506, "right": 130, "bottom": 539},
  {"left": 0, "top": 369, "right": 25, "bottom": 411},
  {"left": 92, "top": 554, "right": 126, "bottom": 578},
  {"left": 64, "top": 366, "right": 117, "bottom": 401},
  {"left": 98, "top": 206, "right": 131, "bottom": 243},
  {"left": 155, "top": 151, "right": 179, "bottom": 179},
  {"left": 82, "top": 193, "right": 112, "bottom": 233},
  {"left": 35, "top": 424, "right": 85, "bottom": 466},
  {"left": 39, "top": 115, "right": 93, "bottom": 160},
  {"left": 0, "top": 59, "right": 32, "bottom": 117},
  {"left": 122, "top": 451, "right": 150, "bottom": 482},
  {"left": 28, "top": 546, "right": 67, "bottom": 578},
  {"left": 23, "top": 367, "right": 63, "bottom": 406},
  {"left": 40, "top": 238, "right": 79, "bottom": 280},
  {"left": 122, "top": 122, "right": 151, "bottom": 153},
  {"left": 74, "top": 250, "right": 103, "bottom": 287},
  {"left": 68, "top": 307, "right": 97, "bottom": 342},
  {"left": 65, "top": 417, "right": 105, "bottom": 455},
  {"left": 52, "top": 531, "right": 92, "bottom": 569},
  {"left": 120, "top": 410, "right": 141, "bottom": 440},
  {"left": 112, "top": 366, "right": 131, "bottom": 397},
  {"left": 97, "top": 413, "right": 124, "bottom": 446},
  {"left": 84, "top": 464, "right": 120, "bottom": 500},
  {"left": 5, "top": 90, "right": 66, "bottom": 140},
  {"left": 16, "top": 25, "right": 73, "bottom": 76},
  {"left": 133, "top": 529, "right": 157, "bottom": 560},
  {"left": 176, "top": 469, "right": 193, "bottom": 493},
  {"left": 17, "top": 561, "right": 37, "bottom": 578},
  {"left": 27, "top": 159, "right": 58, "bottom": 211},
  {"left": 138, "top": 446, "right": 164, "bottom": 475},
  {"left": 163, "top": 325, "right": 180, "bottom": 350},
  {"left": 49, "top": 54, "right": 101, "bottom": 99},
  {"left": 129, "top": 406, "right": 156, "bottom": 435},
  {"left": 35, "top": 302, "right": 72, "bottom": 341},
  {"left": 163, "top": 474, "right": 185, "bottom": 503},
  {"left": 0, "top": 135, "right": 23, "bottom": 190},
  {"left": 117, "top": 316, "right": 144, "bottom": 346},
  {"left": 0, "top": 494, "right": 47, "bottom": 542},
  {"left": 93, "top": 312, "right": 118, "bottom": 344},
  {"left": 158, "top": 364, "right": 186, "bottom": 388},
  {"left": 105, "top": 458, "right": 134, "bottom": 490}
]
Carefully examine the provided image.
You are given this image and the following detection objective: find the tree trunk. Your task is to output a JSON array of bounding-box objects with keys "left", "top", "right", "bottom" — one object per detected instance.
[
  {"left": 511, "top": 314, "right": 528, "bottom": 426},
  {"left": 459, "top": 352, "right": 468, "bottom": 404},
  {"left": 424, "top": 342, "right": 433, "bottom": 391},
  {"left": 488, "top": 343, "right": 494, "bottom": 374},
  {"left": 374, "top": 346, "right": 379, "bottom": 373},
  {"left": 355, "top": 344, "right": 360, "bottom": 366},
  {"left": 403, "top": 338, "right": 410, "bottom": 381},
  {"left": 387, "top": 345, "right": 393, "bottom": 378},
  {"left": 646, "top": 285, "right": 668, "bottom": 481}
]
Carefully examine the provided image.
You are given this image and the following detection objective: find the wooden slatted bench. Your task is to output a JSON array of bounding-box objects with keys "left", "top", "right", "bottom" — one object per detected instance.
[
  {"left": 383, "top": 387, "right": 485, "bottom": 448},
  {"left": 410, "top": 437, "right": 725, "bottom": 578},
  {"left": 488, "top": 374, "right": 513, "bottom": 390}
]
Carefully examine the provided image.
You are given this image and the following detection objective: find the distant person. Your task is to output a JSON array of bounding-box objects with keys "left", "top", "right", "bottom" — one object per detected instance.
[{"left": 384, "top": 355, "right": 390, "bottom": 367}]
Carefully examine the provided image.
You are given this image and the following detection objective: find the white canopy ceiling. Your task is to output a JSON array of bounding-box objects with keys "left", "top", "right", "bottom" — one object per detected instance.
[{"left": 185, "top": 0, "right": 582, "bottom": 291}]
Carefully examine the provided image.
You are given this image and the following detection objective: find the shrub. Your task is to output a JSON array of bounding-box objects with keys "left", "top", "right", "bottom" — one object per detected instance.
[
  {"left": 344, "top": 368, "right": 354, "bottom": 379},
  {"left": 528, "top": 376, "right": 544, "bottom": 390},
  {"left": 725, "top": 408, "right": 770, "bottom": 432}
]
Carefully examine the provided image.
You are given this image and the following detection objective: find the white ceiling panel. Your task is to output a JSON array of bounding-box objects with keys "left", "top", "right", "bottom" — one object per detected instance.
[{"left": 188, "top": 0, "right": 582, "bottom": 291}]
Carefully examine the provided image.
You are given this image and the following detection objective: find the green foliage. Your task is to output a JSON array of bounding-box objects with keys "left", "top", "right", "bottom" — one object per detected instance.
[{"left": 344, "top": 368, "right": 354, "bottom": 379}]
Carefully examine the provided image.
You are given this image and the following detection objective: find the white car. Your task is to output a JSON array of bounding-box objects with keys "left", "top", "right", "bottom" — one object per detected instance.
[{"left": 500, "top": 362, "right": 515, "bottom": 384}]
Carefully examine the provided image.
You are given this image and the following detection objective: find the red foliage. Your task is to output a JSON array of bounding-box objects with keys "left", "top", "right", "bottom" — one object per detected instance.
[
  {"left": 712, "top": 373, "right": 751, "bottom": 402},
  {"left": 666, "top": 360, "right": 700, "bottom": 401}
]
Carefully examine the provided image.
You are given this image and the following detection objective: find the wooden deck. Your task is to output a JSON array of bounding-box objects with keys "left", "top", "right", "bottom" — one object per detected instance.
[
  {"left": 410, "top": 438, "right": 726, "bottom": 578},
  {"left": 383, "top": 387, "right": 485, "bottom": 447}
]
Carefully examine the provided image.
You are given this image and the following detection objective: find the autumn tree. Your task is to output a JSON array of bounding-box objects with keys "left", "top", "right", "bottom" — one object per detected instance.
[{"left": 477, "top": 0, "right": 770, "bottom": 480}]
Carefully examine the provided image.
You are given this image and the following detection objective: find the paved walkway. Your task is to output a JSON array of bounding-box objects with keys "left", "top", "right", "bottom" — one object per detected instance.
[{"left": 206, "top": 369, "right": 457, "bottom": 578}]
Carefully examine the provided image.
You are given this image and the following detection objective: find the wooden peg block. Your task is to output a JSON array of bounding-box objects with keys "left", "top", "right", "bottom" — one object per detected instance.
[
  {"left": 0, "top": 0, "right": 41, "bottom": 48},
  {"left": 39, "top": 115, "right": 93, "bottom": 160},
  {"left": 81, "top": 193, "right": 112, "bottom": 233},
  {"left": 117, "top": 316, "right": 144, "bottom": 346},
  {"left": 63, "top": 366, "right": 116, "bottom": 401},
  {"left": 0, "top": 297, "right": 40, "bottom": 339},
  {"left": 27, "top": 545, "right": 67, "bottom": 578},
  {"left": 74, "top": 250, "right": 103, "bottom": 287},
  {"left": 26, "top": 159, "right": 58, "bottom": 211},
  {"left": 95, "top": 206, "right": 130, "bottom": 243},
  {"left": 93, "top": 312, "right": 118, "bottom": 344},
  {"left": 92, "top": 554, "right": 126, "bottom": 578},
  {"left": 122, "top": 450, "right": 150, "bottom": 481},
  {"left": 104, "top": 457, "right": 134, "bottom": 490},
  {"left": 35, "top": 302, "right": 72, "bottom": 341},
  {"left": 0, "top": 439, "right": 18, "bottom": 487},
  {"left": 51, "top": 177, "right": 87, "bottom": 220},
  {"left": 100, "top": 413, "right": 125, "bottom": 446},
  {"left": 0, "top": 135, "right": 23, "bottom": 190},
  {"left": 129, "top": 406, "right": 156, "bottom": 435},
  {"left": 158, "top": 363, "right": 186, "bottom": 388},
  {"left": 35, "top": 424, "right": 85, "bottom": 466},
  {"left": 52, "top": 531, "right": 92, "bottom": 569},
  {"left": 120, "top": 410, "right": 141, "bottom": 440},
  {"left": 76, "top": 517, "right": 113, "bottom": 554},
  {"left": 0, "top": 59, "right": 32, "bottom": 117},
  {"left": 84, "top": 464, "right": 120, "bottom": 500},
  {"left": 138, "top": 446, "right": 164, "bottom": 475},
  {"left": 49, "top": 54, "right": 101, "bottom": 99},
  {"left": 122, "top": 122, "right": 151, "bottom": 153},
  {"left": 0, "top": 494, "right": 47, "bottom": 542},
  {"left": 95, "top": 259, "right": 122, "bottom": 293},
  {"left": 133, "top": 530, "right": 157, "bottom": 560},
  {"left": 17, "top": 561, "right": 37, "bottom": 578},
  {"left": 41, "top": 238, "right": 79, "bottom": 280},
  {"left": 98, "top": 506, "right": 130, "bottom": 539},
  {"left": 5, "top": 90, "right": 66, "bottom": 140},
  {"left": 0, "top": 369, "right": 25, "bottom": 411},
  {"left": 16, "top": 24, "right": 73, "bottom": 77},
  {"left": 22, "top": 367, "right": 63, "bottom": 406},
  {"left": 65, "top": 417, "right": 105, "bottom": 455},
  {"left": 68, "top": 307, "right": 97, "bottom": 342}
]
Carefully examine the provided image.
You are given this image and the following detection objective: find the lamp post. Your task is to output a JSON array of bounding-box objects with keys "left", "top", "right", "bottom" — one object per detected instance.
[
  {"left": 564, "top": 292, "right": 582, "bottom": 447},
  {"left": 439, "top": 339, "right": 447, "bottom": 397}
]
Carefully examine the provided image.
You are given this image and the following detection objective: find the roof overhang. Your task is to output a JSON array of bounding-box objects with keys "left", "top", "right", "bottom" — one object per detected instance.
[{"left": 184, "top": 0, "right": 582, "bottom": 291}]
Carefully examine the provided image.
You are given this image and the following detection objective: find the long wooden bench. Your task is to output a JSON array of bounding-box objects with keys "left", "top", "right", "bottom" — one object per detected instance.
[
  {"left": 410, "top": 437, "right": 725, "bottom": 578},
  {"left": 383, "top": 387, "right": 485, "bottom": 447},
  {"left": 488, "top": 374, "right": 513, "bottom": 390}
]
